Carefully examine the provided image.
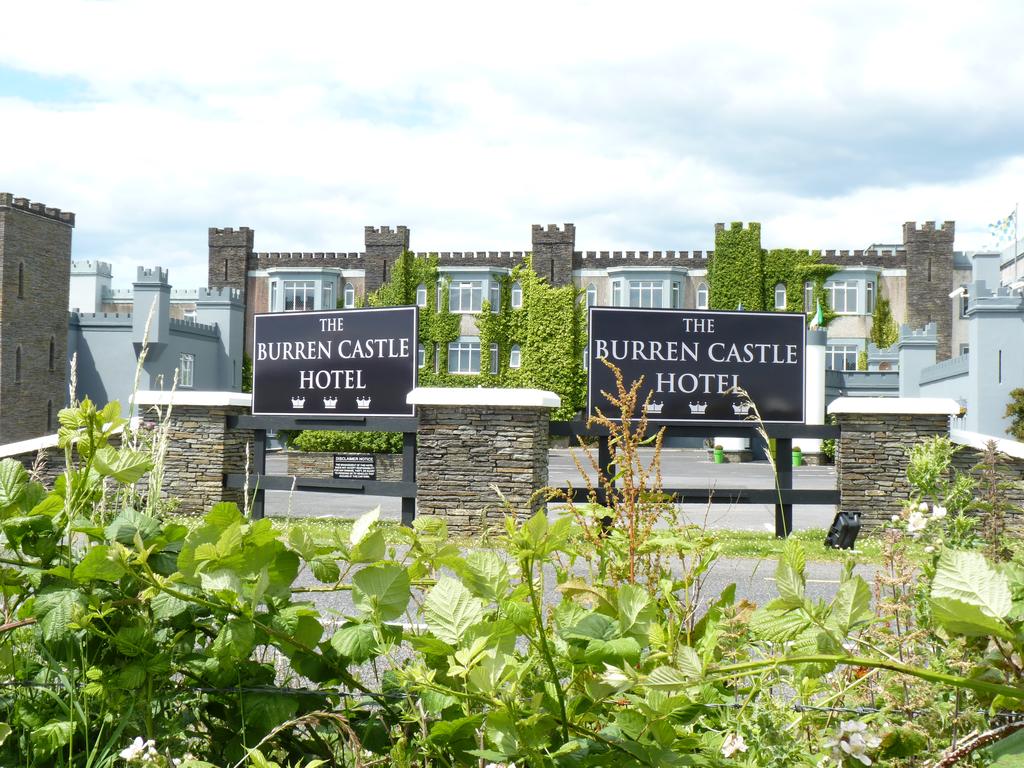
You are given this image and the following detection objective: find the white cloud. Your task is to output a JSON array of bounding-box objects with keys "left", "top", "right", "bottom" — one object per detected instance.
[{"left": 1, "top": 0, "right": 1023, "bottom": 288}]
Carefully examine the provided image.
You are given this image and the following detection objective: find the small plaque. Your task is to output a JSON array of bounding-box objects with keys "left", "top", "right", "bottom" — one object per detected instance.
[{"left": 333, "top": 453, "right": 376, "bottom": 481}]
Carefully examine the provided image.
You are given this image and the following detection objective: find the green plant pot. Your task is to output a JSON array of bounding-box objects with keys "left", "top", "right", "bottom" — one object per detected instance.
[
  {"left": 792, "top": 449, "right": 803, "bottom": 467},
  {"left": 714, "top": 449, "right": 725, "bottom": 464}
]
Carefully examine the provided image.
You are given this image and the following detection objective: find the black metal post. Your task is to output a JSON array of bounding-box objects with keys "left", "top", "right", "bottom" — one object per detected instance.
[
  {"left": 251, "top": 428, "right": 267, "bottom": 520},
  {"left": 774, "top": 436, "right": 793, "bottom": 537},
  {"left": 400, "top": 430, "right": 416, "bottom": 527}
]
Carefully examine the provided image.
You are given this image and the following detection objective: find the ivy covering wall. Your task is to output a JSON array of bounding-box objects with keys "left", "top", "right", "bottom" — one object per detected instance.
[
  {"left": 708, "top": 222, "right": 838, "bottom": 323},
  {"left": 370, "top": 252, "right": 586, "bottom": 420}
]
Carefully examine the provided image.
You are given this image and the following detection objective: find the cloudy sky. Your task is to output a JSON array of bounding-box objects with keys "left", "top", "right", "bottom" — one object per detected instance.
[{"left": 2, "top": 0, "right": 1023, "bottom": 289}]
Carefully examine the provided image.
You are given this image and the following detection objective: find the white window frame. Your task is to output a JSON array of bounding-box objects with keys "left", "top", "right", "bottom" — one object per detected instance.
[
  {"left": 417, "top": 343, "right": 426, "bottom": 369},
  {"left": 628, "top": 280, "right": 664, "bottom": 308},
  {"left": 343, "top": 283, "right": 356, "bottom": 308},
  {"left": 865, "top": 281, "right": 875, "bottom": 315},
  {"left": 774, "top": 282, "right": 787, "bottom": 310},
  {"left": 447, "top": 338, "right": 481, "bottom": 374},
  {"left": 825, "top": 344, "right": 858, "bottom": 371},
  {"left": 449, "top": 280, "right": 484, "bottom": 313},
  {"left": 510, "top": 281, "right": 523, "bottom": 309},
  {"left": 489, "top": 342, "right": 499, "bottom": 374},
  {"left": 585, "top": 284, "right": 597, "bottom": 307},
  {"left": 509, "top": 344, "right": 521, "bottom": 369},
  {"left": 284, "top": 280, "right": 316, "bottom": 312},
  {"left": 696, "top": 282, "right": 709, "bottom": 310},
  {"left": 804, "top": 281, "right": 813, "bottom": 312},
  {"left": 671, "top": 281, "right": 681, "bottom": 309},
  {"left": 322, "top": 282, "right": 334, "bottom": 310},
  {"left": 611, "top": 280, "right": 623, "bottom": 307},
  {"left": 270, "top": 282, "right": 277, "bottom": 312},
  {"left": 489, "top": 281, "right": 500, "bottom": 313},
  {"left": 179, "top": 353, "right": 195, "bottom": 388},
  {"left": 825, "top": 280, "right": 858, "bottom": 314},
  {"left": 416, "top": 283, "right": 427, "bottom": 308}
]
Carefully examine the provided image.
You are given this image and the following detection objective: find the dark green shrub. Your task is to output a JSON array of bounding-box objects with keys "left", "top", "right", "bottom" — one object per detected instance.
[{"left": 289, "top": 429, "right": 403, "bottom": 454}]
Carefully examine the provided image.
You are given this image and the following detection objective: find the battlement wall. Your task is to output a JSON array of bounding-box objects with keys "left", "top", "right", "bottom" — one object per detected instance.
[
  {"left": 573, "top": 249, "right": 712, "bottom": 265},
  {"left": 253, "top": 252, "right": 364, "bottom": 270},
  {"left": 821, "top": 248, "right": 908, "bottom": 267},
  {"left": 196, "top": 286, "right": 243, "bottom": 303},
  {"left": 0, "top": 193, "right": 75, "bottom": 226},
  {"left": 169, "top": 317, "right": 219, "bottom": 336},
  {"left": 71, "top": 260, "right": 112, "bottom": 276},
  {"left": 135, "top": 266, "right": 169, "bottom": 284}
]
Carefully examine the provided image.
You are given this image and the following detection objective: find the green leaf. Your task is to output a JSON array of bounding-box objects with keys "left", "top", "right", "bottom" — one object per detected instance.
[
  {"left": 350, "top": 505, "right": 380, "bottom": 545},
  {"left": 931, "top": 596, "right": 1013, "bottom": 639},
  {"left": 34, "top": 587, "right": 86, "bottom": 642},
  {"left": 151, "top": 591, "right": 191, "bottom": 620},
  {"left": 0, "top": 459, "right": 28, "bottom": 512},
  {"left": 462, "top": 550, "right": 510, "bottom": 602},
  {"left": 774, "top": 556, "right": 805, "bottom": 607},
  {"left": 310, "top": 557, "right": 340, "bottom": 583},
  {"left": 617, "top": 584, "right": 656, "bottom": 639},
  {"left": 73, "top": 545, "right": 126, "bottom": 583},
  {"left": 92, "top": 445, "right": 153, "bottom": 483},
  {"left": 932, "top": 549, "right": 1012, "bottom": 620},
  {"left": 352, "top": 564, "right": 410, "bottom": 621},
  {"left": 583, "top": 636, "right": 642, "bottom": 665},
  {"left": 828, "top": 576, "right": 872, "bottom": 635},
  {"left": 331, "top": 622, "right": 378, "bottom": 662},
  {"left": 987, "top": 728, "right": 1024, "bottom": 765},
  {"left": 350, "top": 529, "right": 385, "bottom": 563},
  {"left": 423, "top": 576, "right": 487, "bottom": 645},
  {"left": 562, "top": 612, "right": 617, "bottom": 642},
  {"left": 213, "top": 618, "right": 256, "bottom": 659},
  {"left": 644, "top": 665, "right": 696, "bottom": 692},
  {"left": 200, "top": 568, "right": 242, "bottom": 598},
  {"left": 0, "top": 723, "right": 10, "bottom": 746},
  {"left": 750, "top": 603, "right": 812, "bottom": 643},
  {"left": 31, "top": 719, "right": 75, "bottom": 758}
]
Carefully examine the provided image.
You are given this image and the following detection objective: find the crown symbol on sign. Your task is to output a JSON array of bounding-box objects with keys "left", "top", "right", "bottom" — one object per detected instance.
[
  {"left": 291, "top": 396, "right": 306, "bottom": 409},
  {"left": 355, "top": 397, "right": 371, "bottom": 409},
  {"left": 323, "top": 397, "right": 338, "bottom": 409},
  {"left": 732, "top": 402, "right": 751, "bottom": 416},
  {"left": 688, "top": 402, "right": 708, "bottom": 415},
  {"left": 645, "top": 401, "right": 664, "bottom": 414}
]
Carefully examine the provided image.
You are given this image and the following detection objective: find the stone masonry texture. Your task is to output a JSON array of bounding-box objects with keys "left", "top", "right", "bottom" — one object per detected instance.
[
  {"left": 0, "top": 195, "right": 74, "bottom": 444},
  {"left": 904, "top": 221, "right": 955, "bottom": 362},
  {"left": 416, "top": 404, "right": 551, "bottom": 535},
  {"left": 158, "top": 404, "right": 253, "bottom": 514},
  {"left": 835, "top": 412, "right": 952, "bottom": 531},
  {"left": 951, "top": 446, "right": 1024, "bottom": 533}
]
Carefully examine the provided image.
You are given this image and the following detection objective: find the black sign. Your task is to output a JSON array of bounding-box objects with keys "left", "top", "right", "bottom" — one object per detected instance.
[
  {"left": 588, "top": 307, "right": 805, "bottom": 423},
  {"left": 252, "top": 307, "right": 417, "bottom": 417},
  {"left": 333, "top": 453, "right": 376, "bottom": 480}
]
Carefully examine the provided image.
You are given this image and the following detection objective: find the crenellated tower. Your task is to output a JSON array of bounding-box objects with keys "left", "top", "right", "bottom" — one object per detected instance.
[
  {"left": 363, "top": 226, "right": 410, "bottom": 295},
  {"left": 903, "top": 221, "right": 955, "bottom": 361},
  {"left": 0, "top": 193, "right": 75, "bottom": 442},
  {"left": 531, "top": 224, "right": 575, "bottom": 287}
]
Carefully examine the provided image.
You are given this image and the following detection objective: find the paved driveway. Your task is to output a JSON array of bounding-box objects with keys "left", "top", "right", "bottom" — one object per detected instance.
[{"left": 264, "top": 448, "right": 837, "bottom": 532}]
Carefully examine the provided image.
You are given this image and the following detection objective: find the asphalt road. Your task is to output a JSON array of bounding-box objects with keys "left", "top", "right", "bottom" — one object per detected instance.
[{"left": 264, "top": 448, "right": 838, "bottom": 533}]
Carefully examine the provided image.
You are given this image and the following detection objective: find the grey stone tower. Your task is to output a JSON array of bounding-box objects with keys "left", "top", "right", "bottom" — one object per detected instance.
[
  {"left": 531, "top": 224, "right": 575, "bottom": 287},
  {"left": 0, "top": 193, "right": 75, "bottom": 441},
  {"left": 363, "top": 226, "right": 410, "bottom": 295},
  {"left": 903, "top": 221, "right": 955, "bottom": 361},
  {"left": 208, "top": 227, "right": 254, "bottom": 355}
]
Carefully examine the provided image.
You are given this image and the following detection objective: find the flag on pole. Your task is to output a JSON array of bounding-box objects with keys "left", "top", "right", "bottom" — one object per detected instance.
[
  {"left": 988, "top": 209, "right": 1016, "bottom": 248},
  {"left": 810, "top": 299, "right": 823, "bottom": 328}
]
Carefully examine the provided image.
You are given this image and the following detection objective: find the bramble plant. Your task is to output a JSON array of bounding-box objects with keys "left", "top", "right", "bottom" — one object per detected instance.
[{"left": 1, "top": 381, "right": 1024, "bottom": 764}]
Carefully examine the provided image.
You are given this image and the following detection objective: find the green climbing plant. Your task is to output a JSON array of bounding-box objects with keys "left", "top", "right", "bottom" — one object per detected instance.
[{"left": 870, "top": 296, "right": 899, "bottom": 349}]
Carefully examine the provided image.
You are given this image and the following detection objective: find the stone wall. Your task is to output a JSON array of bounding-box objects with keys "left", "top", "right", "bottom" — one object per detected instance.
[
  {"left": 951, "top": 444, "right": 1024, "bottom": 532},
  {"left": 285, "top": 450, "right": 403, "bottom": 481},
  {"left": 832, "top": 402, "right": 956, "bottom": 531},
  {"left": 411, "top": 389, "right": 556, "bottom": 535},
  {"left": 0, "top": 194, "right": 74, "bottom": 444}
]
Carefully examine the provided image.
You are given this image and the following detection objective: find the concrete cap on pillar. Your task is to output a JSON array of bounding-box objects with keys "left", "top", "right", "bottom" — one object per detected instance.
[
  {"left": 827, "top": 397, "right": 961, "bottom": 416},
  {"left": 407, "top": 387, "right": 561, "bottom": 408},
  {"left": 136, "top": 390, "right": 253, "bottom": 408}
]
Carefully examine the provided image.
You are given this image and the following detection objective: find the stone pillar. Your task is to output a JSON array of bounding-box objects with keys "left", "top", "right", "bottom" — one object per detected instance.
[
  {"left": 136, "top": 391, "right": 253, "bottom": 515},
  {"left": 828, "top": 397, "right": 960, "bottom": 532},
  {"left": 408, "top": 388, "right": 559, "bottom": 535}
]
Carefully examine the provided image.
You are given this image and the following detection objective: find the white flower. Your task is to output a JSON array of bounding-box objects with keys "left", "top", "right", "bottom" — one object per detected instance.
[
  {"left": 890, "top": 515, "right": 900, "bottom": 523},
  {"left": 931, "top": 505, "right": 947, "bottom": 520},
  {"left": 906, "top": 510, "right": 928, "bottom": 534},
  {"left": 827, "top": 720, "right": 881, "bottom": 766},
  {"left": 722, "top": 732, "right": 748, "bottom": 757},
  {"left": 924, "top": 546, "right": 935, "bottom": 554},
  {"left": 918, "top": 501, "right": 929, "bottom": 512},
  {"left": 119, "top": 738, "right": 146, "bottom": 761}
]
